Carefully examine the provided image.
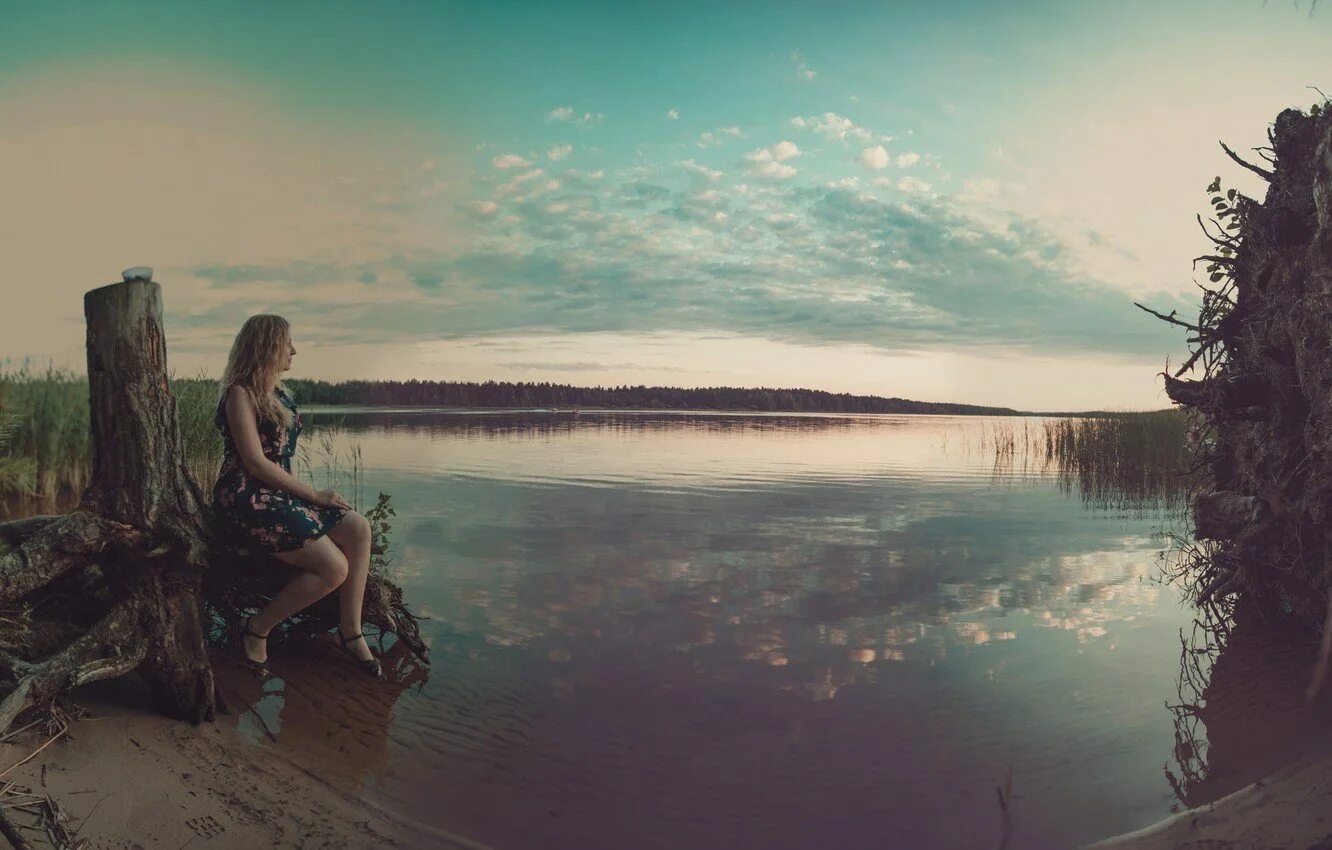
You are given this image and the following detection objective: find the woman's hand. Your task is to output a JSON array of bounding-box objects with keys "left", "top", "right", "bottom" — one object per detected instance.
[{"left": 311, "top": 488, "right": 352, "bottom": 510}]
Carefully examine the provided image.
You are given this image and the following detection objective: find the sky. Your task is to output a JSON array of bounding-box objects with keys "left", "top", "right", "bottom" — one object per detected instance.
[{"left": 1, "top": 0, "right": 1330, "bottom": 410}]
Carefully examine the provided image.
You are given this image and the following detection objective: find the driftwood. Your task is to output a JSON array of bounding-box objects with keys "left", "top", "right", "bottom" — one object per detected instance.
[{"left": 0, "top": 279, "right": 427, "bottom": 738}]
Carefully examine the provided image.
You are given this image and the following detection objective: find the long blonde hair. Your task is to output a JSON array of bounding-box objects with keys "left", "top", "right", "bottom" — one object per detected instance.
[{"left": 216, "top": 314, "right": 294, "bottom": 429}]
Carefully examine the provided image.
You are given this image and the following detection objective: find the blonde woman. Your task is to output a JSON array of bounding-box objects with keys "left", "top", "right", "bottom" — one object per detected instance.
[{"left": 211, "top": 314, "right": 382, "bottom": 679}]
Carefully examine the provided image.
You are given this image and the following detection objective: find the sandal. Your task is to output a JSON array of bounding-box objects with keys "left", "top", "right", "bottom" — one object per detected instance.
[
  {"left": 233, "top": 615, "right": 270, "bottom": 675},
  {"left": 336, "top": 629, "right": 384, "bottom": 679}
]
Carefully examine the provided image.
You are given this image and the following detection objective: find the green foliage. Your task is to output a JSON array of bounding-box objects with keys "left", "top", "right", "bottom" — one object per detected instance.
[
  {"left": 0, "top": 359, "right": 88, "bottom": 500},
  {"left": 0, "top": 404, "right": 37, "bottom": 497},
  {"left": 363, "top": 491, "right": 401, "bottom": 581},
  {"left": 167, "top": 366, "right": 227, "bottom": 494}
]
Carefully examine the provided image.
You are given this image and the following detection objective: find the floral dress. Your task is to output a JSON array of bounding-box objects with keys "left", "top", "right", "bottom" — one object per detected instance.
[{"left": 211, "top": 384, "right": 349, "bottom": 554}]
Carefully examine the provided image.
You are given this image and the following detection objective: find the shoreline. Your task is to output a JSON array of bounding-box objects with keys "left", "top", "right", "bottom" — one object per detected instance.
[
  {"left": 1082, "top": 742, "right": 1332, "bottom": 849},
  {"left": 3, "top": 642, "right": 481, "bottom": 850}
]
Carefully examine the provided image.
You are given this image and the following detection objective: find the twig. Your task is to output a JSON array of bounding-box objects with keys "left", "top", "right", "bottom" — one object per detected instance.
[
  {"left": 1197, "top": 214, "right": 1240, "bottom": 249},
  {"left": 0, "top": 728, "right": 65, "bottom": 783},
  {"left": 71, "top": 793, "right": 107, "bottom": 839},
  {"left": 0, "top": 807, "right": 31, "bottom": 850},
  {"left": 1219, "top": 140, "right": 1275, "bottom": 181},
  {"left": 1133, "top": 302, "right": 1202, "bottom": 332},
  {"left": 0, "top": 722, "right": 42, "bottom": 747},
  {"left": 995, "top": 764, "right": 1014, "bottom": 850}
]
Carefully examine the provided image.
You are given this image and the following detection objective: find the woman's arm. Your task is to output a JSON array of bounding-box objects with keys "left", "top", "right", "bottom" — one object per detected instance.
[{"left": 225, "top": 386, "right": 320, "bottom": 502}]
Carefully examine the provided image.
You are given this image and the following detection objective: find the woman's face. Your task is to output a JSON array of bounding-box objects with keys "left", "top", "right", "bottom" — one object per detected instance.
[{"left": 284, "top": 338, "right": 296, "bottom": 371}]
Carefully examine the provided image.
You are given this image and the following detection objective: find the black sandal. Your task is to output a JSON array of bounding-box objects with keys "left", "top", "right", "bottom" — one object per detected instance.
[
  {"left": 337, "top": 629, "right": 384, "bottom": 679},
  {"left": 234, "top": 615, "right": 270, "bottom": 675}
]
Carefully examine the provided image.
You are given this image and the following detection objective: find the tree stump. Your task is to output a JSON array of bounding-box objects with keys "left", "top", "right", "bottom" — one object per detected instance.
[{"left": 0, "top": 279, "right": 427, "bottom": 735}]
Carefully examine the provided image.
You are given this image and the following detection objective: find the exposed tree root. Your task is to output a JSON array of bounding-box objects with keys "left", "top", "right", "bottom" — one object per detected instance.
[
  {"left": 0, "top": 603, "right": 147, "bottom": 736},
  {"left": 1144, "top": 104, "right": 1332, "bottom": 700},
  {"left": 0, "top": 512, "right": 145, "bottom": 604}
]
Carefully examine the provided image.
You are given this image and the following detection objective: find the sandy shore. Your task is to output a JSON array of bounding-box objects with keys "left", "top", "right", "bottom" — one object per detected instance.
[
  {"left": 1084, "top": 738, "right": 1332, "bottom": 849},
  {"left": 0, "top": 638, "right": 483, "bottom": 850}
]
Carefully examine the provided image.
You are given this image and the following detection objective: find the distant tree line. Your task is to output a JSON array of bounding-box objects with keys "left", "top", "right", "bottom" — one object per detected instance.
[{"left": 267, "top": 378, "right": 1023, "bottom": 415}]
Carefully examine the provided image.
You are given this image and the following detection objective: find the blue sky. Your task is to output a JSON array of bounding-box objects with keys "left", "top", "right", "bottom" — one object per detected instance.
[{"left": 2, "top": 0, "right": 1330, "bottom": 408}]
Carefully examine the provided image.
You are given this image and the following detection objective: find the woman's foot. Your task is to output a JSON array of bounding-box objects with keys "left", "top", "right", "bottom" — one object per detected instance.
[
  {"left": 337, "top": 626, "right": 383, "bottom": 679},
  {"left": 241, "top": 615, "right": 269, "bottom": 666},
  {"left": 337, "top": 626, "right": 374, "bottom": 662}
]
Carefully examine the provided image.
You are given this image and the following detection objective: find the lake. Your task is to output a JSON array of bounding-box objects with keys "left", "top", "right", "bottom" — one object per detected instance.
[{"left": 201, "top": 409, "right": 1203, "bottom": 850}]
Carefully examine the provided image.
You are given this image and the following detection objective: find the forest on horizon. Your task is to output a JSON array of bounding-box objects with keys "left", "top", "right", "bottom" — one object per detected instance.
[{"left": 260, "top": 376, "right": 1034, "bottom": 415}]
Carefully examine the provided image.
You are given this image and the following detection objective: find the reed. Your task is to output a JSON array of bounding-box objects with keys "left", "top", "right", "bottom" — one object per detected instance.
[
  {"left": 966, "top": 410, "right": 1197, "bottom": 513},
  {"left": 0, "top": 369, "right": 386, "bottom": 532},
  {"left": 0, "top": 359, "right": 89, "bottom": 505},
  {"left": 170, "top": 369, "right": 228, "bottom": 496}
]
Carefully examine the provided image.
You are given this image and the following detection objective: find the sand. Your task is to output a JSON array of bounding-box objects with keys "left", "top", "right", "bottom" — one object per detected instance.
[
  {"left": 0, "top": 639, "right": 485, "bottom": 850},
  {"left": 1084, "top": 745, "right": 1332, "bottom": 850}
]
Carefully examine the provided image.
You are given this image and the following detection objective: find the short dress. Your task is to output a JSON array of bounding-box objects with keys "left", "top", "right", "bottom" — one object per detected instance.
[{"left": 211, "top": 384, "right": 349, "bottom": 554}]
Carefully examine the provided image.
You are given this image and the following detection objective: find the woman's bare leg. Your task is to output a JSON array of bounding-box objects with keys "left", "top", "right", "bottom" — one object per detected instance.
[
  {"left": 244, "top": 536, "right": 349, "bottom": 663},
  {"left": 327, "top": 511, "right": 374, "bottom": 662}
]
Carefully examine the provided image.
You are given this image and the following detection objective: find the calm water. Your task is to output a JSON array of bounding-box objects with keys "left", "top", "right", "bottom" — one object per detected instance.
[{"left": 208, "top": 409, "right": 1195, "bottom": 850}]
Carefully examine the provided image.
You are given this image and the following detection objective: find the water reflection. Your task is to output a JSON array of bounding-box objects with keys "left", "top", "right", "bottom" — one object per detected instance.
[
  {"left": 1165, "top": 597, "right": 1332, "bottom": 811},
  {"left": 288, "top": 411, "right": 1191, "bottom": 850},
  {"left": 4, "top": 411, "right": 1199, "bottom": 849},
  {"left": 213, "top": 636, "right": 429, "bottom": 791}
]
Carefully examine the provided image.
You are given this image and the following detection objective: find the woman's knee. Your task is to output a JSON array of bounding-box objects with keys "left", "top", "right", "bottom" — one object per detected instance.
[
  {"left": 331, "top": 510, "right": 372, "bottom": 548},
  {"left": 322, "top": 550, "right": 350, "bottom": 588}
]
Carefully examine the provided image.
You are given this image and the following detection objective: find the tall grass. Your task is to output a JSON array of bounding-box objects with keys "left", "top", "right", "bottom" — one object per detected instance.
[
  {"left": 962, "top": 410, "right": 1197, "bottom": 513},
  {"left": 0, "top": 360, "right": 89, "bottom": 506},
  {"left": 0, "top": 364, "right": 378, "bottom": 521},
  {"left": 170, "top": 368, "right": 228, "bottom": 496}
]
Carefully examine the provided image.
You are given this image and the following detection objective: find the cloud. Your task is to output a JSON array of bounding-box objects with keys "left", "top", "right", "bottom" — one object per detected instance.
[
  {"left": 789, "top": 112, "right": 879, "bottom": 144},
  {"left": 419, "top": 179, "right": 450, "bottom": 199},
  {"left": 547, "top": 144, "right": 573, "bottom": 161},
  {"left": 667, "top": 108, "right": 680, "bottom": 120},
  {"left": 191, "top": 174, "right": 1193, "bottom": 366},
  {"left": 896, "top": 152, "right": 921, "bottom": 167},
  {"left": 492, "top": 153, "right": 532, "bottom": 169},
  {"left": 495, "top": 168, "right": 549, "bottom": 197},
  {"left": 743, "top": 142, "right": 800, "bottom": 180},
  {"left": 0, "top": 62, "right": 488, "bottom": 371},
  {"left": 894, "top": 176, "right": 932, "bottom": 194},
  {"left": 191, "top": 261, "right": 361, "bottom": 288},
  {"left": 858, "top": 145, "right": 890, "bottom": 170},
  {"left": 747, "top": 141, "right": 800, "bottom": 162},
  {"left": 697, "top": 126, "right": 744, "bottom": 148},
  {"left": 680, "top": 159, "right": 725, "bottom": 182},
  {"left": 791, "top": 50, "right": 817, "bottom": 81},
  {"left": 547, "top": 106, "right": 605, "bottom": 127}
]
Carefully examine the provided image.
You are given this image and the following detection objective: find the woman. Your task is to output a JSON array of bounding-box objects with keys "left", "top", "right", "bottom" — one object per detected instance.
[{"left": 211, "top": 314, "right": 382, "bottom": 679}]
